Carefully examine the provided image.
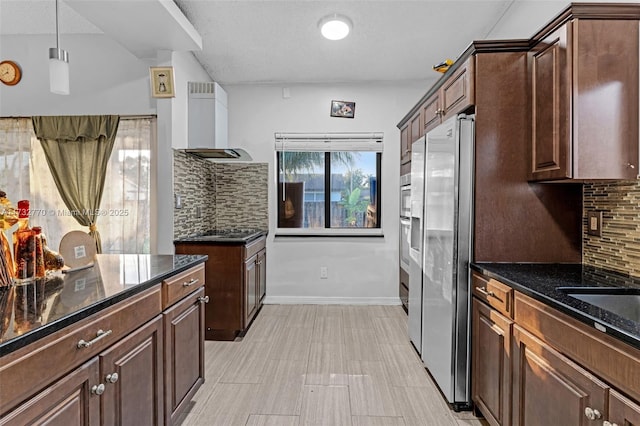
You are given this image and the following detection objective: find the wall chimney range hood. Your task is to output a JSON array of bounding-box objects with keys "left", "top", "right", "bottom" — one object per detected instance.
[
  {"left": 183, "top": 148, "right": 252, "bottom": 160},
  {"left": 185, "top": 81, "right": 252, "bottom": 161}
]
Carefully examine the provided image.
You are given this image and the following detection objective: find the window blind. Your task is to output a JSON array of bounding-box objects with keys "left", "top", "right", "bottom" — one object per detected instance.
[{"left": 275, "top": 132, "right": 384, "bottom": 152}]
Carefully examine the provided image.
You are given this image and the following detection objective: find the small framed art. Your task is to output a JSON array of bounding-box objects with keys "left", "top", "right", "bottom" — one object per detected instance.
[
  {"left": 330, "top": 100, "right": 355, "bottom": 118},
  {"left": 149, "top": 66, "right": 175, "bottom": 98}
]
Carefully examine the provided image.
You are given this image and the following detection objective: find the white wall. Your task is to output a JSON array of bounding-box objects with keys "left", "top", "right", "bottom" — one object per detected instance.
[
  {"left": 0, "top": 34, "right": 212, "bottom": 254},
  {"left": 225, "top": 81, "right": 432, "bottom": 304},
  {"left": 0, "top": 35, "right": 155, "bottom": 116}
]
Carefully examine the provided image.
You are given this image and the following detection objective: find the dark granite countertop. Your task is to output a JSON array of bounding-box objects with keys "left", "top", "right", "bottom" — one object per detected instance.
[
  {"left": 174, "top": 229, "right": 267, "bottom": 244},
  {"left": 0, "top": 254, "right": 207, "bottom": 357},
  {"left": 471, "top": 263, "right": 640, "bottom": 350}
]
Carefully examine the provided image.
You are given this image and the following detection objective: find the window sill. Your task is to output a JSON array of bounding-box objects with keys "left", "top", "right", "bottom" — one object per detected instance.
[{"left": 274, "top": 229, "right": 384, "bottom": 239}]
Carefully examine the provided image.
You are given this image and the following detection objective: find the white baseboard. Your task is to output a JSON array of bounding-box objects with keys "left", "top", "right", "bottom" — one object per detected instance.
[{"left": 263, "top": 296, "right": 402, "bottom": 305}]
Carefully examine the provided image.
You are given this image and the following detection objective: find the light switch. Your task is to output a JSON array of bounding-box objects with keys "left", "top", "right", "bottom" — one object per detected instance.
[
  {"left": 587, "top": 211, "right": 602, "bottom": 237},
  {"left": 175, "top": 194, "right": 183, "bottom": 209}
]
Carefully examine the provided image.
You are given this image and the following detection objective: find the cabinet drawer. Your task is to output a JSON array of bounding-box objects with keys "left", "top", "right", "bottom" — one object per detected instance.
[
  {"left": 515, "top": 291, "right": 640, "bottom": 402},
  {"left": 162, "top": 264, "right": 205, "bottom": 309},
  {"left": 245, "top": 237, "right": 266, "bottom": 260},
  {"left": 471, "top": 272, "right": 513, "bottom": 318},
  {"left": 0, "top": 285, "right": 161, "bottom": 414}
]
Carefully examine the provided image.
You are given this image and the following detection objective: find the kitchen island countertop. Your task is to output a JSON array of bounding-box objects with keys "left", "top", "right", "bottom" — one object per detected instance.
[
  {"left": 471, "top": 263, "right": 640, "bottom": 350},
  {"left": 0, "top": 254, "right": 207, "bottom": 356}
]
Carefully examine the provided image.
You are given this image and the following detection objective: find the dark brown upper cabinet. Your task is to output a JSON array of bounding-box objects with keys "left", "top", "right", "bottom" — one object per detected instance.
[{"left": 530, "top": 18, "right": 639, "bottom": 181}]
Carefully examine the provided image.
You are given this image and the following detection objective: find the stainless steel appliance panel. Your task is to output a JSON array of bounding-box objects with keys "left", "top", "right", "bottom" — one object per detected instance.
[
  {"left": 421, "top": 115, "right": 473, "bottom": 408},
  {"left": 408, "top": 136, "right": 426, "bottom": 354}
]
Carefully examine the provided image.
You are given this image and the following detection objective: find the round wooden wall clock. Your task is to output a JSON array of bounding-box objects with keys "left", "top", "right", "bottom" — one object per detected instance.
[{"left": 0, "top": 60, "right": 22, "bottom": 86}]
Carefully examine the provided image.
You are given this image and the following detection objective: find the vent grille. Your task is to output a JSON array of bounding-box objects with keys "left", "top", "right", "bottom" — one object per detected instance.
[{"left": 188, "top": 82, "right": 216, "bottom": 95}]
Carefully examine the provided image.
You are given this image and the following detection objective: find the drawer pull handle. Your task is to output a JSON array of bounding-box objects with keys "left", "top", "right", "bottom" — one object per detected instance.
[
  {"left": 77, "top": 329, "right": 112, "bottom": 349},
  {"left": 198, "top": 296, "right": 210, "bottom": 304},
  {"left": 91, "top": 383, "right": 106, "bottom": 395},
  {"left": 584, "top": 407, "right": 602, "bottom": 421},
  {"left": 603, "top": 422, "right": 618, "bottom": 426},
  {"left": 183, "top": 278, "right": 200, "bottom": 287},
  {"left": 476, "top": 287, "right": 496, "bottom": 298},
  {"left": 106, "top": 373, "right": 119, "bottom": 384}
]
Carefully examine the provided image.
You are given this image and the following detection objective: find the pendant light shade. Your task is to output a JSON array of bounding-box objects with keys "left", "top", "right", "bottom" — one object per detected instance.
[
  {"left": 49, "top": 47, "right": 69, "bottom": 95},
  {"left": 318, "top": 14, "right": 352, "bottom": 41},
  {"left": 49, "top": 0, "right": 69, "bottom": 95}
]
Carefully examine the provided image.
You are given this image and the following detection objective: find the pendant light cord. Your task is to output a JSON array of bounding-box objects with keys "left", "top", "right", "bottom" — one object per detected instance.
[{"left": 55, "top": 0, "right": 60, "bottom": 49}]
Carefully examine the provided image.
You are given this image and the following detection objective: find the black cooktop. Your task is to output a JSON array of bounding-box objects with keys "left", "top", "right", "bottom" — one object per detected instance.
[{"left": 174, "top": 229, "right": 267, "bottom": 244}]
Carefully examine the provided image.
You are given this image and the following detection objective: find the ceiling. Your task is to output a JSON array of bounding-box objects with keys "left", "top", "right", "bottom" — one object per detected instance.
[{"left": 0, "top": 0, "right": 623, "bottom": 85}]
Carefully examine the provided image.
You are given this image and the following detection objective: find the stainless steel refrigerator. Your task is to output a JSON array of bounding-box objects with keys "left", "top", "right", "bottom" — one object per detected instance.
[
  {"left": 408, "top": 134, "right": 426, "bottom": 354},
  {"left": 421, "top": 114, "right": 474, "bottom": 410}
]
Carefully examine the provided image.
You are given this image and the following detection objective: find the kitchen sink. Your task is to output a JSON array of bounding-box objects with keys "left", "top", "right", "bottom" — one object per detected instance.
[{"left": 557, "top": 287, "right": 640, "bottom": 323}]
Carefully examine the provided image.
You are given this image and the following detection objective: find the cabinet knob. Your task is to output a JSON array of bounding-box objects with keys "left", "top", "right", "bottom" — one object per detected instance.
[
  {"left": 91, "top": 383, "right": 106, "bottom": 395},
  {"left": 603, "top": 421, "right": 618, "bottom": 426},
  {"left": 198, "top": 296, "right": 210, "bottom": 304},
  {"left": 584, "top": 407, "right": 602, "bottom": 420},
  {"left": 106, "top": 373, "right": 119, "bottom": 384}
]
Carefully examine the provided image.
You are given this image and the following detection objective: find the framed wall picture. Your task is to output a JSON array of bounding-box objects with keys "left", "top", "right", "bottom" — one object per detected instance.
[
  {"left": 149, "top": 66, "right": 175, "bottom": 98},
  {"left": 330, "top": 100, "right": 356, "bottom": 118}
]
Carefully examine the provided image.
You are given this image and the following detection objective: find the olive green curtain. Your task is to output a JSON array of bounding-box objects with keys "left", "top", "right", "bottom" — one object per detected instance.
[{"left": 31, "top": 115, "right": 120, "bottom": 253}]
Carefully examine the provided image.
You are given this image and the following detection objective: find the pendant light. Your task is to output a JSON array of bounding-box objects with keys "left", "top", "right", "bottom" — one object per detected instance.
[{"left": 49, "top": 0, "right": 69, "bottom": 95}]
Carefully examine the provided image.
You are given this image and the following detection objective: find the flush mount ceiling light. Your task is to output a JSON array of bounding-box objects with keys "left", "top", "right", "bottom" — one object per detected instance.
[
  {"left": 318, "top": 14, "right": 352, "bottom": 41},
  {"left": 49, "top": 0, "right": 70, "bottom": 95}
]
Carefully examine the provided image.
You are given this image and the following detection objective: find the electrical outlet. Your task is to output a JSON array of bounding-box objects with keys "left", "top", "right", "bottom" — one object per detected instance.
[
  {"left": 320, "top": 266, "right": 328, "bottom": 279},
  {"left": 587, "top": 211, "right": 603, "bottom": 237},
  {"left": 195, "top": 206, "right": 202, "bottom": 218}
]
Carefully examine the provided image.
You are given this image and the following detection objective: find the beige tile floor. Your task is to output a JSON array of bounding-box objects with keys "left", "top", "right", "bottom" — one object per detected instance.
[{"left": 176, "top": 304, "right": 489, "bottom": 426}]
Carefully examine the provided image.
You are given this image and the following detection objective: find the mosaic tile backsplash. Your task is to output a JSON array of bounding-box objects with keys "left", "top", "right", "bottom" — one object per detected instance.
[
  {"left": 173, "top": 151, "right": 216, "bottom": 238},
  {"left": 584, "top": 180, "right": 640, "bottom": 277},
  {"left": 173, "top": 151, "right": 269, "bottom": 238},
  {"left": 212, "top": 163, "right": 269, "bottom": 230}
]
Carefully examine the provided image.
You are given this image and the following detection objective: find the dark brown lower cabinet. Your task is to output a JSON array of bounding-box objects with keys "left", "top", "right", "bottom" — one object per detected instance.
[
  {"left": 163, "top": 287, "right": 205, "bottom": 425},
  {"left": 0, "top": 264, "right": 206, "bottom": 426},
  {"left": 608, "top": 390, "right": 640, "bottom": 426},
  {"left": 100, "top": 315, "right": 164, "bottom": 426},
  {"left": 511, "top": 325, "right": 609, "bottom": 426},
  {"left": 175, "top": 236, "right": 266, "bottom": 340},
  {"left": 1, "top": 317, "right": 165, "bottom": 426},
  {"left": 258, "top": 249, "right": 266, "bottom": 302},
  {"left": 0, "top": 358, "right": 100, "bottom": 425},
  {"left": 472, "top": 298, "right": 512, "bottom": 426}
]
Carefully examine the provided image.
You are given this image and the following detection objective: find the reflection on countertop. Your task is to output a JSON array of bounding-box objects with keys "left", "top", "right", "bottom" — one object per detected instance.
[
  {"left": 471, "top": 263, "right": 640, "bottom": 349},
  {"left": 0, "top": 254, "right": 207, "bottom": 356}
]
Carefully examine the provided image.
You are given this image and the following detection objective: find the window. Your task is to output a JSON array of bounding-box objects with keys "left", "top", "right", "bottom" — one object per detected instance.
[
  {"left": 0, "top": 117, "right": 155, "bottom": 253},
  {"left": 275, "top": 133, "right": 382, "bottom": 235}
]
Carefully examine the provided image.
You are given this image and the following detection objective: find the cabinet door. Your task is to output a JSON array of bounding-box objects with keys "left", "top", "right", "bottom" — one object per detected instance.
[
  {"left": 400, "top": 124, "right": 410, "bottom": 165},
  {"left": 472, "top": 299, "right": 512, "bottom": 426},
  {"left": 512, "top": 325, "right": 608, "bottom": 426},
  {"left": 244, "top": 254, "right": 259, "bottom": 327},
  {"left": 409, "top": 110, "right": 423, "bottom": 142},
  {"left": 0, "top": 359, "right": 100, "bottom": 426},
  {"left": 257, "top": 249, "right": 266, "bottom": 302},
  {"left": 100, "top": 315, "right": 164, "bottom": 426},
  {"left": 607, "top": 390, "right": 640, "bottom": 426},
  {"left": 441, "top": 57, "right": 475, "bottom": 119},
  {"left": 423, "top": 95, "right": 441, "bottom": 134},
  {"left": 530, "top": 25, "right": 570, "bottom": 180},
  {"left": 163, "top": 287, "right": 205, "bottom": 425}
]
